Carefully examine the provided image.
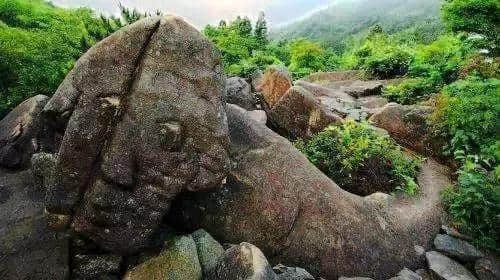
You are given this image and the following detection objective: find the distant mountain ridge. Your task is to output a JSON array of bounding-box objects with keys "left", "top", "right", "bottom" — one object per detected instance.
[{"left": 271, "top": 0, "right": 444, "bottom": 50}]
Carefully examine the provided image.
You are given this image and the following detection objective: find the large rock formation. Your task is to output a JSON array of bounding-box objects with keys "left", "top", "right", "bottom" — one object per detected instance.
[
  {"left": 169, "top": 104, "right": 451, "bottom": 279},
  {"left": 0, "top": 95, "right": 49, "bottom": 169},
  {"left": 41, "top": 16, "right": 230, "bottom": 255},
  {"left": 369, "top": 103, "right": 441, "bottom": 155},
  {"left": 268, "top": 86, "right": 343, "bottom": 139}
]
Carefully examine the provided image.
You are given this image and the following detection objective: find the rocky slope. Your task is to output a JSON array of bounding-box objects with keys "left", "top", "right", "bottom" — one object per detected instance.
[{"left": 0, "top": 16, "right": 497, "bottom": 280}]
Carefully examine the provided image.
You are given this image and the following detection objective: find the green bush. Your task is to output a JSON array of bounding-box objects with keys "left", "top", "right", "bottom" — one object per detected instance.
[
  {"left": 442, "top": 0, "right": 500, "bottom": 51},
  {"left": 342, "top": 34, "right": 412, "bottom": 79},
  {"left": 432, "top": 77, "right": 500, "bottom": 165},
  {"left": 383, "top": 35, "right": 474, "bottom": 105},
  {"left": 383, "top": 78, "right": 438, "bottom": 104},
  {"left": 296, "top": 120, "right": 422, "bottom": 196},
  {"left": 410, "top": 35, "right": 467, "bottom": 84},
  {"left": 442, "top": 161, "right": 500, "bottom": 251}
]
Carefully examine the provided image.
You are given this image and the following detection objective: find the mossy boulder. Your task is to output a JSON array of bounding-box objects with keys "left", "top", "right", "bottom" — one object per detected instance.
[{"left": 124, "top": 235, "right": 202, "bottom": 280}]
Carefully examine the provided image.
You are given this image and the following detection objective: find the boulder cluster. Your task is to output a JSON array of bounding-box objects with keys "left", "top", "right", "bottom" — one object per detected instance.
[{"left": 0, "top": 16, "right": 497, "bottom": 280}]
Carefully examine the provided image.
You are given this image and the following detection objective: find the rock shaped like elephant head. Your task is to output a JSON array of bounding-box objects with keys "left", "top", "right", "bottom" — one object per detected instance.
[{"left": 42, "top": 16, "right": 230, "bottom": 254}]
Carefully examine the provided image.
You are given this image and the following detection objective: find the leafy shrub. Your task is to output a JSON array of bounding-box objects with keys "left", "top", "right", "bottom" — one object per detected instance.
[
  {"left": 442, "top": 161, "right": 500, "bottom": 251},
  {"left": 296, "top": 120, "right": 421, "bottom": 196},
  {"left": 432, "top": 77, "right": 500, "bottom": 165},
  {"left": 343, "top": 34, "right": 412, "bottom": 79},
  {"left": 410, "top": 35, "right": 467, "bottom": 84},
  {"left": 442, "top": 0, "right": 500, "bottom": 50},
  {"left": 459, "top": 55, "right": 500, "bottom": 79},
  {"left": 383, "top": 78, "right": 438, "bottom": 104}
]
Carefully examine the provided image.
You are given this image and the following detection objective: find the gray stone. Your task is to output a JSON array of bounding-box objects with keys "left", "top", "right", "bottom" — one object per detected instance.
[
  {"left": 274, "top": 264, "right": 315, "bottom": 280},
  {"left": 415, "top": 269, "right": 434, "bottom": 280},
  {"left": 44, "top": 16, "right": 230, "bottom": 255},
  {"left": 0, "top": 95, "right": 49, "bottom": 169},
  {"left": 340, "top": 80, "right": 383, "bottom": 97},
  {"left": 72, "top": 254, "right": 122, "bottom": 279},
  {"left": 31, "top": 152, "right": 56, "bottom": 188},
  {"left": 0, "top": 169, "right": 69, "bottom": 279},
  {"left": 475, "top": 258, "right": 500, "bottom": 280},
  {"left": 225, "top": 77, "right": 258, "bottom": 110},
  {"left": 434, "top": 234, "right": 484, "bottom": 262},
  {"left": 426, "top": 251, "right": 478, "bottom": 280},
  {"left": 192, "top": 229, "right": 225, "bottom": 277},
  {"left": 123, "top": 235, "right": 202, "bottom": 280},
  {"left": 389, "top": 268, "right": 422, "bottom": 280},
  {"left": 208, "top": 242, "right": 278, "bottom": 280},
  {"left": 357, "top": 96, "right": 389, "bottom": 109},
  {"left": 247, "top": 110, "right": 267, "bottom": 125}
]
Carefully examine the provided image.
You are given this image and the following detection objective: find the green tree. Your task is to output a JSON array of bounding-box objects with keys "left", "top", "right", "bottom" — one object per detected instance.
[
  {"left": 442, "top": 0, "right": 500, "bottom": 49},
  {"left": 230, "top": 16, "right": 253, "bottom": 36},
  {"left": 289, "top": 38, "right": 325, "bottom": 78},
  {"left": 254, "top": 11, "right": 268, "bottom": 45},
  {"left": 0, "top": 1, "right": 150, "bottom": 117}
]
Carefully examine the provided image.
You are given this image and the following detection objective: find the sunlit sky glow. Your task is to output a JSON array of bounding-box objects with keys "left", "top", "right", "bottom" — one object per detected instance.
[{"left": 51, "top": 0, "right": 341, "bottom": 29}]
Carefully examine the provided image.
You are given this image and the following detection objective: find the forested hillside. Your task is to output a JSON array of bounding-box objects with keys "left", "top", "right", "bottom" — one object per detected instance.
[
  {"left": 0, "top": 0, "right": 148, "bottom": 118},
  {"left": 272, "top": 0, "right": 444, "bottom": 51}
]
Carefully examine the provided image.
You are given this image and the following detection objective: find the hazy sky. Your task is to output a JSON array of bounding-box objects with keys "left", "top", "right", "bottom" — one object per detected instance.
[{"left": 51, "top": 0, "right": 339, "bottom": 28}]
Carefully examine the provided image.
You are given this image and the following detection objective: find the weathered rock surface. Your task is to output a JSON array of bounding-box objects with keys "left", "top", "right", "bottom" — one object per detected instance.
[
  {"left": 258, "top": 65, "right": 293, "bottom": 108},
  {"left": 72, "top": 254, "right": 122, "bottom": 279},
  {"left": 0, "top": 95, "right": 49, "bottom": 169},
  {"left": 41, "top": 16, "right": 230, "bottom": 255},
  {"left": 268, "top": 86, "right": 343, "bottom": 139},
  {"left": 169, "top": 104, "right": 451, "bottom": 279},
  {"left": 247, "top": 110, "right": 267, "bottom": 125},
  {"left": 426, "top": 251, "right": 478, "bottom": 280},
  {"left": 369, "top": 103, "right": 439, "bottom": 155},
  {"left": 225, "top": 77, "right": 258, "bottom": 110},
  {"left": 341, "top": 80, "right": 383, "bottom": 98},
  {"left": 389, "top": 268, "right": 422, "bottom": 280},
  {"left": 124, "top": 235, "right": 202, "bottom": 280},
  {"left": 0, "top": 168, "right": 69, "bottom": 279},
  {"left": 357, "top": 96, "right": 389, "bottom": 109},
  {"left": 208, "top": 242, "right": 278, "bottom": 280},
  {"left": 433, "top": 234, "right": 484, "bottom": 262},
  {"left": 192, "top": 229, "right": 225, "bottom": 277},
  {"left": 475, "top": 258, "right": 500, "bottom": 280},
  {"left": 274, "top": 264, "right": 315, "bottom": 280}
]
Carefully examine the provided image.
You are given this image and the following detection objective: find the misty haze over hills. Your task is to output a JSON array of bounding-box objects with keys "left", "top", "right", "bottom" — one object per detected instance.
[{"left": 272, "top": 0, "right": 444, "bottom": 50}]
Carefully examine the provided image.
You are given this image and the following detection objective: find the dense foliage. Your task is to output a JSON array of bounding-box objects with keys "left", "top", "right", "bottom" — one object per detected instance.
[
  {"left": 442, "top": 0, "right": 500, "bottom": 51},
  {"left": 296, "top": 121, "right": 421, "bottom": 196},
  {"left": 204, "top": 15, "right": 341, "bottom": 79},
  {"left": 442, "top": 161, "right": 499, "bottom": 250},
  {"left": 0, "top": 0, "right": 148, "bottom": 118}
]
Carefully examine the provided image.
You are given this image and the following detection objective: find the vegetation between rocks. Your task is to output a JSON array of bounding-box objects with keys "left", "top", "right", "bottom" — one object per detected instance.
[{"left": 296, "top": 120, "right": 422, "bottom": 196}]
